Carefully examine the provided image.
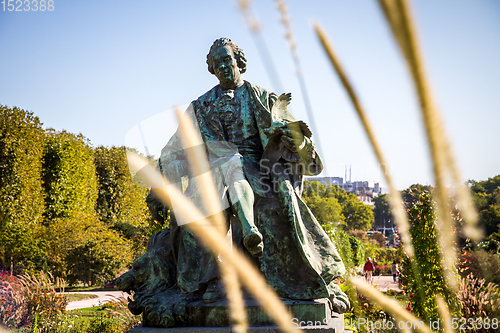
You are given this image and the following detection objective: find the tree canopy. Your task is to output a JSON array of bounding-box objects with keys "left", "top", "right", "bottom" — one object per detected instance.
[
  {"left": 0, "top": 105, "right": 149, "bottom": 283},
  {"left": 302, "top": 180, "right": 374, "bottom": 231}
]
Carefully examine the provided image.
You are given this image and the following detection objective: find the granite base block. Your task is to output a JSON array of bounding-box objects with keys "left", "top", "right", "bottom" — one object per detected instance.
[
  {"left": 128, "top": 299, "right": 345, "bottom": 332},
  {"left": 129, "top": 322, "right": 345, "bottom": 333}
]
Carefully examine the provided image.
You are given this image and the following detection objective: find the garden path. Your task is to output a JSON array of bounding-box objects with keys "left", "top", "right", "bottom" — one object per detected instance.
[
  {"left": 64, "top": 291, "right": 130, "bottom": 310},
  {"left": 371, "top": 275, "right": 402, "bottom": 292}
]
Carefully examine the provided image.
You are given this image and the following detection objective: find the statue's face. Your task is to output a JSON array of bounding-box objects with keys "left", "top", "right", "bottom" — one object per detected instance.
[{"left": 211, "top": 45, "right": 241, "bottom": 89}]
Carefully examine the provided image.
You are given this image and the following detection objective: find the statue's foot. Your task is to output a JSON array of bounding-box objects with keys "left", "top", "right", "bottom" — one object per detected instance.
[
  {"left": 328, "top": 288, "right": 350, "bottom": 314},
  {"left": 243, "top": 227, "right": 264, "bottom": 257},
  {"left": 138, "top": 288, "right": 202, "bottom": 327},
  {"left": 203, "top": 280, "right": 225, "bottom": 303}
]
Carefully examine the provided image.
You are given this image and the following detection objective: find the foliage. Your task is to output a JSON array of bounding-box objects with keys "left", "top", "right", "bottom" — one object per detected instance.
[
  {"left": 458, "top": 250, "right": 500, "bottom": 286},
  {"left": 0, "top": 106, "right": 46, "bottom": 272},
  {"left": 373, "top": 193, "right": 392, "bottom": 230},
  {"left": 94, "top": 147, "right": 149, "bottom": 224},
  {"left": 86, "top": 313, "right": 122, "bottom": 333},
  {"left": 328, "top": 227, "right": 365, "bottom": 270},
  {"left": 37, "top": 212, "right": 133, "bottom": 285},
  {"left": 457, "top": 274, "right": 500, "bottom": 326},
  {"left": 370, "top": 232, "right": 385, "bottom": 248},
  {"left": 469, "top": 175, "right": 500, "bottom": 240},
  {"left": 464, "top": 239, "right": 500, "bottom": 254},
  {"left": 348, "top": 229, "right": 368, "bottom": 242},
  {"left": 302, "top": 181, "right": 344, "bottom": 224},
  {"left": 303, "top": 181, "right": 374, "bottom": 231},
  {"left": 399, "top": 189, "right": 461, "bottom": 323},
  {"left": 330, "top": 228, "right": 354, "bottom": 269},
  {"left": 363, "top": 243, "right": 398, "bottom": 267},
  {"left": 42, "top": 130, "right": 98, "bottom": 220},
  {"left": 94, "top": 146, "right": 156, "bottom": 258},
  {"left": 349, "top": 236, "right": 365, "bottom": 267}
]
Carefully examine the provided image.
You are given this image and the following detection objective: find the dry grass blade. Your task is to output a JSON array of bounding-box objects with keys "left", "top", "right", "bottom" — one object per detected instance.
[
  {"left": 350, "top": 277, "right": 434, "bottom": 333},
  {"left": 174, "top": 107, "right": 226, "bottom": 231},
  {"left": 378, "top": 0, "right": 479, "bottom": 239},
  {"left": 376, "top": 0, "right": 481, "bottom": 290},
  {"left": 275, "top": 0, "right": 326, "bottom": 173},
  {"left": 238, "top": 0, "right": 261, "bottom": 33},
  {"left": 313, "top": 22, "right": 413, "bottom": 258},
  {"left": 220, "top": 263, "right": 248, "bottom": 333},
  {"left": 237, "top": 0, "right": 284, "bottom": 93},
  {"left": 436, "top": 295, "right": 454, "bottom": 333},
  {"left": 174, "top": 107, "right": 247, "bottom": 332},
  {"left": 127, "top": 152, "right": 300, "bottom": 333}
]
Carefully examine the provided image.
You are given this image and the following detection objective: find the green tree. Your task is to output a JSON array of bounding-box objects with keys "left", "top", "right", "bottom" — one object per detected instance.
[
  {"left": 39, "top": 131, "right": 136, "bottom": 281},
  {"left": 399, "top": 189, "right": 461, "bottom": 322},
  {"left": 302, "top": 182, "right": 344, "bottom": 225},
  {"left": 42, "top": 130, "right": 98, "bottom": 220},
  {"left": 373, "top": 193, "right": 392, "bottom": 229},
  {"left": 0, "top": 105, "right": 46, "bottom": 272},
  {"left": 302, "top": 181, "right": 374, "bottom": 231},
  {"left": 340, "top": 193, "right": 374, "bottom": 231},
  {"left": 469, "top": 176, "right": 500, "bottom": 239},
  {"left": 94, "top": 146, "right": 151, "bottom": 256}
]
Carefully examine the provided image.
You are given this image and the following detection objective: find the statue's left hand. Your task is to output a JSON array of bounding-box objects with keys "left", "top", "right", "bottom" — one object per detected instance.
[{"left": 281, "top": 128, "right": 305, "bottom": 152}]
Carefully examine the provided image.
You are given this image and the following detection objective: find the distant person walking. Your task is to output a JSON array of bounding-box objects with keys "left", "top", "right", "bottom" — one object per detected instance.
[
  {"left": 391, "top": 261, "right": 399, "bottom": 282},
  {"left": 363, "top": 258, "right": 374, "bottom": 283}
]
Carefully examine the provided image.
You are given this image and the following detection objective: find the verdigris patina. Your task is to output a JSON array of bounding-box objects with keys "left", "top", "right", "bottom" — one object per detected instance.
[{"left": 117, "top": 38, "right": 349, "bottom": 328}]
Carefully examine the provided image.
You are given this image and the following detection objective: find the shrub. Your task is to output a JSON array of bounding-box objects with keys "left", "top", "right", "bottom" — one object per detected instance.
[
  {"left": 370, "top": 232, "right": 385, "bottom": 248},
  {"left": 348, "top": 229, "right": 368, "bottom": 242},
  {"left": 364, "top": 243, "right": 398, "bottom": 266},
  {"left": 349, "top": 236, "right": 365, "bottom": 267},
  {"left": 330, "top": 228, "right": 354, "bottom": 269},
  {"left": 458, "top": 250, "right": 500, "bottom": 286},
  {"left": 374, "top": 265, "right": 391, "bottom": 276}
]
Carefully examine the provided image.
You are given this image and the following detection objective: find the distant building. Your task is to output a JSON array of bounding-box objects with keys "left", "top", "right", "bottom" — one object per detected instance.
[{"left": 304, "top": 176, "right": 382, "bottom": 206}]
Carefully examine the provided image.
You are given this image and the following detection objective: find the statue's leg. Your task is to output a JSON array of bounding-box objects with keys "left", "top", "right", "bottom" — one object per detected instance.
[{"left": 228, "top": 179, "right": 263, "bottom": 256}]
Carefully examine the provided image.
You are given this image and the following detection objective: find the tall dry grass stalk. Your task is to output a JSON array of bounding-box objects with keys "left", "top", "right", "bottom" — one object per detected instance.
[
  {"left": 237, "top": 0, "right": 285, "bottom": 93},
  {"left": 313, "top": 21, "right": 435, "bottom": 326},
  {"left": 350, "top": 277, "right": 434, "bottom": 333},
  {"left": 312, "top": 22, "right": 413, "bottom": 260},
  {"left": 275, "top": 0, "right": 326, "bottom": 173},
  {"left": 128, "top": 151, "right": 299, "bottom": 333},
  {"left": 377, "top": 0, "right": 481, "bottom": 291},
  {"left": 174, "top": 108, "right": 247, "bottom": 333},
  {"left": 436, "top": 295, "right": 453, "bottom": 333}
]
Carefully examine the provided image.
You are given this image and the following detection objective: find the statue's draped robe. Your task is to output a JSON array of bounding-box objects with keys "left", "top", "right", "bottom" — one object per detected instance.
[{"left": 159, "top": 81, "right": 345, "bottom": 300}]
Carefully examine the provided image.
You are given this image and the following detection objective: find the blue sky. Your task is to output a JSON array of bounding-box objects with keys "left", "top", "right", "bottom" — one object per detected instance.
[{"left": 1, "top": 0, "right": 499, "bottom": 190}]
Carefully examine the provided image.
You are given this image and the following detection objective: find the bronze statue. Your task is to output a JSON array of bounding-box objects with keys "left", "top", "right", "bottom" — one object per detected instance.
[{"left": 117, "top": 38, "right": 349, "bottom": 328}]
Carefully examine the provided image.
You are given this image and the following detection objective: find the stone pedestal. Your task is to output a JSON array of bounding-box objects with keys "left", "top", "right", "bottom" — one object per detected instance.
[{"left": 128, "top": 298, "right": 345, "bottom": 332}]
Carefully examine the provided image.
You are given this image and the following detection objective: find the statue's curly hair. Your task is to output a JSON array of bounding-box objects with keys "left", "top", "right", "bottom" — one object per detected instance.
[{"left": 206, "top": 38, "right": 247, "bottom": 75}]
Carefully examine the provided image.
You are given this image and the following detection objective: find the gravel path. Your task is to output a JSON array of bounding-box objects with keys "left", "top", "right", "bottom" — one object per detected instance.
[{"left": 65, "top": 291, "right": 131, "bottom": 310}]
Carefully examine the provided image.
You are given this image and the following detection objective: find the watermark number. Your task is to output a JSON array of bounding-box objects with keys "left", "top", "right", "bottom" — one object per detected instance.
[{"left": 1, "top": 0, "right": 54, "bottom": 11}]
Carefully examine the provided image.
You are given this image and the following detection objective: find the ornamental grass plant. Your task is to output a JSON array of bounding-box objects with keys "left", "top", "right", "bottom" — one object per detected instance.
[{"left": 0, "top": 273, "right": 27, "bottom": 329}]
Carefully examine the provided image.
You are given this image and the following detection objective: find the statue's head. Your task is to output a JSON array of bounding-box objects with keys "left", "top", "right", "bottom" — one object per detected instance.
[{"left": 206, "top": 38, "right": 247, "bottom": 89}]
